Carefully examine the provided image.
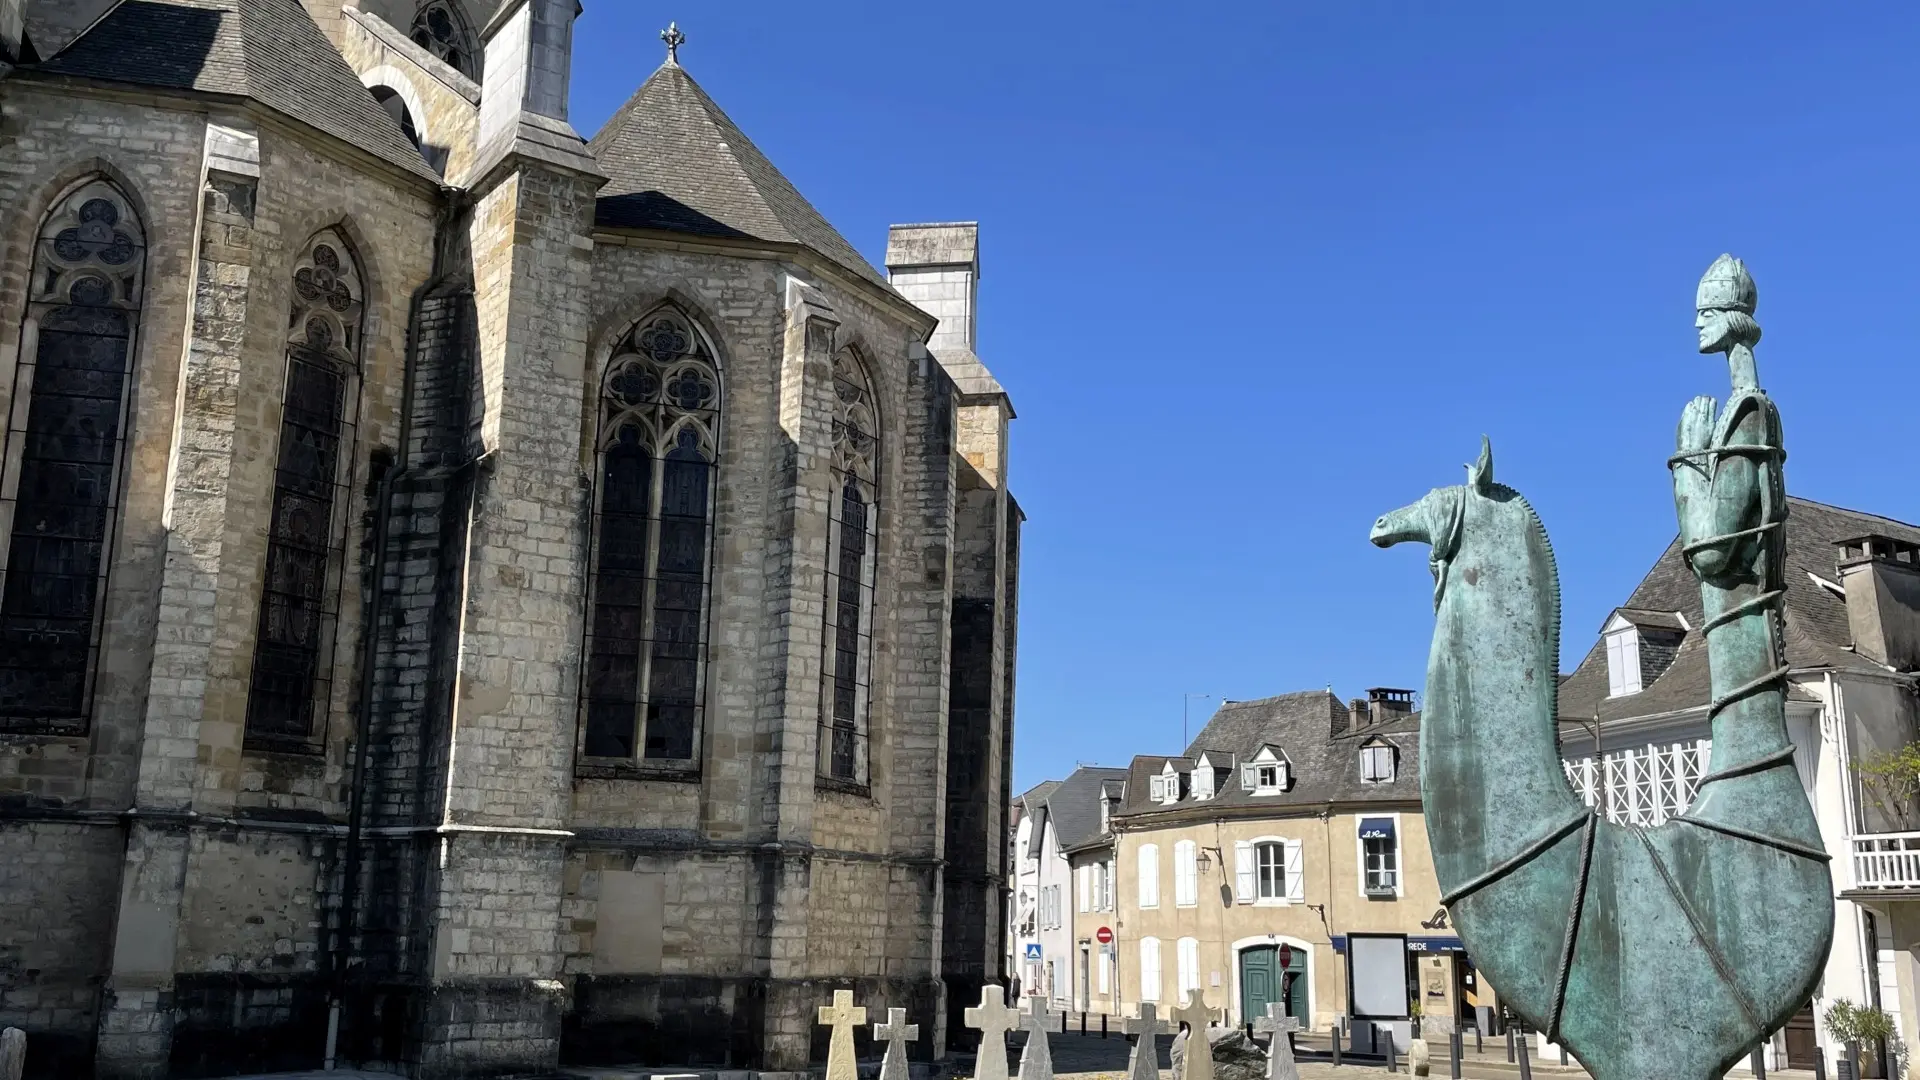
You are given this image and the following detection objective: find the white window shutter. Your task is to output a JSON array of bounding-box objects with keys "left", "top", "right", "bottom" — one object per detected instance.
[
  {"left": 1141, "top": 938, "right": 1161, "bottom": 1001},
  {"left": 1174, "top": 841, "right": 1196, "bottom": 906},
  {"left": 1234, "top": 841, "right": 1255, "bottom": 903},
  {"left": 1285, "top": 839, "right": 1305, "bottom": 902},
  {"left": 1139, "top": 845, "right": 1159, "bottom": 908},
  {"left": 1150, "top": 775, "right": 1164, "bottom": 801},
  {"left": 1242, "top": 764, "right": 1257, "bottom": 791},
  {"left": 1078, "top": 865, "right": 1091, "bottom": 912}
]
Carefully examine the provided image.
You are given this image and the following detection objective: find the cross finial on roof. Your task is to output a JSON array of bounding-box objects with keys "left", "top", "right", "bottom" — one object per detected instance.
[{"left": 661, "top": 22, "right": 686, "bottom": 64}]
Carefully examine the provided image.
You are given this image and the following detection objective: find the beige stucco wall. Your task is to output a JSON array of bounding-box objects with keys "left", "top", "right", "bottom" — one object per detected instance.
[{"left": 1112, "top": 805, "right": 1441, "bottom": 1029}]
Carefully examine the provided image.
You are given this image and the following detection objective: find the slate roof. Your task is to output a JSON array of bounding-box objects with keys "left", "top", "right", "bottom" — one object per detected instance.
[
  {"left": 1114, "top": 690, "right": 1421, "bottom": 821},
  {"left": 1557, "top": 497, "right": 1920, "bottom": 725},
  {"left": 588, "top": 62, "right": 889, "bottom": 288},
  {"left": 26, "top": 0, "right": 438, "bottom": 181},
  {"left": 1041, "top": 767, "right": 1129, "bottom": 853}
]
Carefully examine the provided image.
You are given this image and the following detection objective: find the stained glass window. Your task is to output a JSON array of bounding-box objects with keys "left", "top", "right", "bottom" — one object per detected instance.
[
  {"left": 410, "top": 1, "right": 477, "bottom": 78},
  {"left": 0, "top": 180, "right": 146, "bottom": 730},
  {"left": 818, "top": 349, "right": 878, "bottom": 785},
  {"left": 243, "top": 231, "right": 363, "bottom": 749},
  {"left": 581, "top": 308, "right": 720, "bottom": 763}
]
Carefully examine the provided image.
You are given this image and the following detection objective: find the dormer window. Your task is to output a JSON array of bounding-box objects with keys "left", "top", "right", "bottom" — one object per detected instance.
[
  {"left": 1360, "top": 741, "right": 1397, "bottom": 784},
  {"left": 1192, "top": 768, "right": 1214, "bottom": 800},
  {"left": 1152, "top": 763, "right": 1181, "bottom": 805},
  {"left": 1240, "top": 746, "right": 1290, "bottom": 795},
  {"left": 1605, "top": 624, "right": 1642, "bottom": 697}
]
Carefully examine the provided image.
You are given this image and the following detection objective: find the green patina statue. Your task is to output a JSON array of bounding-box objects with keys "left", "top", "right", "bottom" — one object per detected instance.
[{"left": 1370, "top": 256, "right": 1833, "bottom": 1080}]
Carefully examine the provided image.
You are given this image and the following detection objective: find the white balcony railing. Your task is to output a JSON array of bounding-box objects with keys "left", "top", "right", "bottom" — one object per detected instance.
[{"left": 1852, "top": 832, "right": 1920, "bottom": 889}]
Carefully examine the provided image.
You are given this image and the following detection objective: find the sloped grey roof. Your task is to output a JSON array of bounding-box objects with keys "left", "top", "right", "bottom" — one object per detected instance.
[
  {"left": 588, "top": 62, "right": 888, "bottom": 288},
  {"left": 1115, "top": 690, "right": 1420, "bottom": 822},
  {"left": 1043, "top": 766, "right": 1129, "bottom": 852},
  {"left": 1016, "top": 779, "right": 1062, "bottom": 809},
  {"left": 29, "top": 0, "right": 438, "bottom": 181},
  {"left": 1557, "top": 497, "right": 1920, "bottom": 724},
  {"left": 23, "top": 0, "right": 122, "bottom": 58}
]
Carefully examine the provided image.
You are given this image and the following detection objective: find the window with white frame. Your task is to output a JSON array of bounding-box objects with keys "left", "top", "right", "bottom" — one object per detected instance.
[
  {"left": 1176, "top": 936, "right": 1200, "bottom": 999},
  {"left": 1192, "top": 759, "right": 1215, "bottom": 800},
  {"left": 1149, "top": 775, "right": 1166, "bottom": 801},
  {"left": 1361, "top": 742, "right": 1397, "bottom": 784},
  {"left": 1140, "top": 937, "right": 1162, "bottom": 1001},
  {"left": 1078, "top": 864, "right": 1091, "bottom": 913},
  {"left": 1102, "top": 860, "right": 1115, "bottom": 910},
  {"left": 1173, "top": 840, "right": 1198, "bottom": 907},
  {"left": 1361, "top": 818, "right": 1400, "bottom": 895},
  {"left": 1138, "top": 844, "right": 1160, "bottom": 908},
  {"left": 1605, "top": 626, "right": 1642, "bottom": 697},
  {"left": 1255, "top": 841, "right": 1287, "bottom": 901},
  {"left": 1241, "top": 748, "right": 1289, "bottom": 795}
]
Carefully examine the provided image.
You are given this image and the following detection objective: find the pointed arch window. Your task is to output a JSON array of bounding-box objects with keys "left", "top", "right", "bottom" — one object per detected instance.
[
  {"left": 818, "top": 348, "right": 878, "bottom": 786},
  {"left": 410, "top": 0, "right": 478, "bottom": 78},
  {"left": 581, "top": 307, "right": 720, "bottom": 765},
  {"left": 244, "top": 231, "right": 364, "bottom": 750},
  {"left": 0, "top": 179, "right": 146, "bottom": 730}
]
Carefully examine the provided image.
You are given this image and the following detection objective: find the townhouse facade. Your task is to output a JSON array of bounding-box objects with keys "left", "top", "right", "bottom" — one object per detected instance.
[{"left": 1107, "top": 690, "right": 1484, "bottom": 1045}]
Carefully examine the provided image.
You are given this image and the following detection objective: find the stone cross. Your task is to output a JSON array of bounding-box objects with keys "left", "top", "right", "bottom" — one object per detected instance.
[
  {"left": 875, "top": 1007, "right": 919, "bottom": 1080},
  {"left": 660, "top": 21, "right": 686, "bottom": 64},
  {"left": 1252, "top": 1004, "right": 1303, "bottom": 1080},
  {"left": 1170, "top": 993, "right": 1221, "bottom": 1080},
  {"left": 1017, "top": 996, "right": 1064, "bottom": 1080},
  {"left": 817, "top": 990, "right": 868, "bottom": 1080},
  {"left": 0, "top": 1028, "right": 22, "bottom": 1080},
  {"left": 965, "top": 984, "right": 1020, "bottom": 1080},
  {"left": 1123, "top": 1003, "right": 1174, "bottom": 1080}
]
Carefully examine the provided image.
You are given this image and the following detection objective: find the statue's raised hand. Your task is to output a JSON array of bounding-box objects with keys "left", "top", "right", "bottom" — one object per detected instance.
[{"left": 1678, "top": 394, "right": 1718, "bottom": 458}]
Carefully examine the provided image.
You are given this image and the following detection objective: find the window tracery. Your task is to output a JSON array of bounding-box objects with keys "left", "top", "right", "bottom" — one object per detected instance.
[
  {"left": 0, "top": 179, "right": 146, "bottom": 729},
  {"left": 818, "top": 348, "right": 878, "bottom": 785},
  {"left": 581, "top": 306, "right": 720, "bottom": 764},
  {"left": 410, "top": 0, "right": 477, "bottom": 78},
  {"left": 244, "top": 230, "right": 364, "bottom": 749}
]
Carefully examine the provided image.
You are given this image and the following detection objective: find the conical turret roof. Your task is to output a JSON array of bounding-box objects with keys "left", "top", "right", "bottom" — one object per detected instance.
[{"left": 589, "top": 62, "right": 887, "bottom": 287}]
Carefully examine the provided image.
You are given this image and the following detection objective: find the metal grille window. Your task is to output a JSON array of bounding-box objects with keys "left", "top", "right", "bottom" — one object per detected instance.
[
  {"left": 0, "top": 180, "right": 145, "bottom": 730},
  {"left": 1256, "top": 841, "right": 1286, "bottom": 900},
  {"left": 1563, "top": 739, "right": 1709, "bottom": 826},
  {"left": 244, "top": 231, "right": 363, "bottom": 748},
  {"left": 410, "top": 0, "right": 477, "bottom": 77},
  {"left": 581, "top": 307, "right": 720, "bottom": 764},
  {"left": 818, "top": 348, "right": 878, "bottom": 785}
]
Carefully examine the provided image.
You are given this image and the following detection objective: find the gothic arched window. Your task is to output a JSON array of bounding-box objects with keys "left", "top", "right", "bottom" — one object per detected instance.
[
  {"left": 581, "top": 306, "right": 721, "bottom": 764},
  {"left": 818, "top": 348, "right": 878, "bottom": 784},
  {"left": 0, "top": 179, "right": 145, "bottom": 730},
  {"left": 410, "top": 0, "right": 478, "bottom": 79},
  {"left": 243, "top": 230, "right": 364, "bottom": 750}
]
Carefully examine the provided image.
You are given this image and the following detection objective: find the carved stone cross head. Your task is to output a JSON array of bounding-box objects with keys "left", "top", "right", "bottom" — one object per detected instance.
[
  {"left": 1022, "top": 995, "right": 1064, "bottom": 1033},
  {"left": 819, "top": 989, "right": 868, "bottom": 1031},
  {"left": 876, "top": 1006, "right": 919, "bottom": 1046},
  {"left": 1123, "top": 1001, "right": 1173, "bottom": 1037},
  {"left": 966, "top": 985, "right": 1021, "bottom": 1080},
  {"left": 1252, "top": 1003, "right": 1302, "bottom": 1036},
  {"left": 1169, "top": 992, "right": 1218, "bottom": 1033}
]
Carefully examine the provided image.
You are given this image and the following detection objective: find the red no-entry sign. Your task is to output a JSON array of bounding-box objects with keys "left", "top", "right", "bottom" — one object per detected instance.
[{"left": 1096, "top": 927, "right": 1114, "bottom": 944}]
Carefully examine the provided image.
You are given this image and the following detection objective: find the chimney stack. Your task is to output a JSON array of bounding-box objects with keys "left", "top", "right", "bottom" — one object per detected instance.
[
  {"left": 1836, "top": 535, "right": 1920, "bottom": 671},
  {"left": 885, "top": 222, "right": 980, "bottom": 354},
  {"left": 1367, "top": 688, "right": 1416, "bottom": 722},
  {"left": 478, "top": 0, "right": 581, "bottom": 150}
]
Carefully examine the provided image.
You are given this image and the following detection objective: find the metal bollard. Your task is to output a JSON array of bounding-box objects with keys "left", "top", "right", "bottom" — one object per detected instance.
[
  {"left": 1475, "top": 1028, "right": 1483, "bottom": 1055},
  {"left": 1506, "top": 1028, "right": 1516, "bottom": 1063},
  {"left": 1750, "top": 1047, "right": 1766, "bottom": 1080},
  {"left": 1385, "top": 1030, "right": 1398, "bottom": 1074},
  {"left": 1813, "top": 1049, "right": 1827, "bottom": 1080},
  {"left": 1517, "top": 1039, "right": 1532, "bottom": 1080},
  {"left": 1101, "top": 1013, "right": 1108, "bottom": 1039},
  {"left": 1451, "top": 1030, "right": 1462, "bottom": 1080},
  {"left": 1559, "top": 1043, "right": 1568, "bottom": 1067},
  {"left": 1332, "top": 1023, "right": 1343, "bottom": 1068}
]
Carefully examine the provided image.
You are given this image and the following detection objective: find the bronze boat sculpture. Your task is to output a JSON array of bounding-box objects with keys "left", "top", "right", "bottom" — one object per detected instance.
[{"left": 1370, "top": 257, "right": 1832, "bottom": 1080}]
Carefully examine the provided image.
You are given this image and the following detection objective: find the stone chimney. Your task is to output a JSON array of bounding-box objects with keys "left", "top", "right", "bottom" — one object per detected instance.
[
  {"left": 886, "top": 222, "right": 979, "bottom": 354},
  {"left": 478, "top": 0, "right": 581, "bottom": 150},
  {"left": 1836, "top": 535, "right": 1920, "bottom": 671},
  {"left": 1368, "top": 688, "right": 1416, "bottom": 722},
  {"left": 0, "top": 0, "right": 24, "bottom": 63}
]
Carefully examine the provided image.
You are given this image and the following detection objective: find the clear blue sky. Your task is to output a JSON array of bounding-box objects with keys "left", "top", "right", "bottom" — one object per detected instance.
[{"left": 570, "top": 5, "right": 1920, "bottom": 794}]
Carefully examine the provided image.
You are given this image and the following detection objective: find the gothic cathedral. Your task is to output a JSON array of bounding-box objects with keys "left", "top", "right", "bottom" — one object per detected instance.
[{"left": 0, "top": 1, "right": 1020, "bottom": 1075}]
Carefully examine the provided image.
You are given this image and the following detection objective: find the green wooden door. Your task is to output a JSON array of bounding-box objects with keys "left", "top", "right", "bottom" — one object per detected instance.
[
  {"left": 1241, "top": 946, "right": 1278, "bottom": 1023},
  {"left": 1279, "top": 946, "right": 1308, "bottom": 1025}
]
